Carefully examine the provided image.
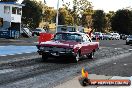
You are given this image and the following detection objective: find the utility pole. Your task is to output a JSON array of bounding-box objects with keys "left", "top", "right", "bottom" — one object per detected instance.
[{"left": 56, "top": 0, "right": 59, "bottom": 33}]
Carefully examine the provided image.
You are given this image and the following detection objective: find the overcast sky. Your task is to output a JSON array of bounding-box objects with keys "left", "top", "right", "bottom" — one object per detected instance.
[{"left": 18, "top": 0, "right": 132, "bottom": 13}]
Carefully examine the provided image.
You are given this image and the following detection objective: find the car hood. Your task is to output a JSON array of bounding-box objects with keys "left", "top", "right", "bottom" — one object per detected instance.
[{"left": 40, "top": 40, "right": 80, "bottom": 48}]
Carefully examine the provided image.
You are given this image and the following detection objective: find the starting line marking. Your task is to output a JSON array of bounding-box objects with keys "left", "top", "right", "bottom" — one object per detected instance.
[
  {"left": 0, "top": 52, "right": 34, "bottom": 57},
  {"left": 129, "top": 49, "right": 132, "bottom": 51},
  {"left": 0, "top": 55, "right": 7, "bottom": 56},
  {"left": 0, "top": 69, "right": 15, "bottom": 74}
]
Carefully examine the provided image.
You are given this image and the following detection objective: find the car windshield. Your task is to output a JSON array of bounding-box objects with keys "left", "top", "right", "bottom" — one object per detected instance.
[{"left": 53, "top": 33, "right": 82, "bottom": 42}]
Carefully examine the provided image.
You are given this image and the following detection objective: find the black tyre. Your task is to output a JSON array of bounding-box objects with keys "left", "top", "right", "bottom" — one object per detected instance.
[
  {"left": 74, "top": 52, "right": 80, "bottom": 62},
  {"left": 87, "top": 52, "right": 94, "bottom": 59},
  {"left": 126, "top": 42, "right": 129, "bottom": 45},
  {"left": 42, "top": 54, "right": 48, "bottom": 61}
]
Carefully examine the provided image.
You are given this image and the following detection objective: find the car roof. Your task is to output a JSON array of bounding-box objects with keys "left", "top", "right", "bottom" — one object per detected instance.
[{"left": 56, "top": 32, "right": 85, "bottom": 35}]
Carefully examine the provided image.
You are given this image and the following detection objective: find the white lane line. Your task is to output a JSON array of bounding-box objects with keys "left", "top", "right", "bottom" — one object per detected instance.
[
  {"left": 115, "top": 48, "right": 122, "bottom": 50},
  {"left": 129, "top": 49, "right": 132, "bottom": 51},
  {"left": 0, "top": 55, "right": 7, "bottom": 56},
  {"left": 0, "top": 69, "right": 15, "bottom": 74},
  {"left": 0, "top": 52, "right": 34, "bottom": 56},
  {"left": 113, "top": 63, "right": 116, "bottom": 65},
  {"left": 25, "top": 52, "right": 32, "bottom": 53},
  {"left": 0, "top": 46, "right": 6, "bottom": 48},
  {"left": 8, "top": 54, "right": 15, "bottom": 56},
  {"left": 124, "top": 64, "right": 127, "bottom": 66}
]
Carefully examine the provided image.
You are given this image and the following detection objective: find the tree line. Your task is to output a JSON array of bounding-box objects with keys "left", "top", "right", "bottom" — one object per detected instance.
[{"left": 1, "top": 0, "right": 132, "bottom": 34}]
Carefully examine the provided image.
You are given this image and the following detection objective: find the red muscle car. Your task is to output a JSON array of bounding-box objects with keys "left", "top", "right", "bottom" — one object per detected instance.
[{"left": 36, "top": 32, "right": 99, "bottom": 62}]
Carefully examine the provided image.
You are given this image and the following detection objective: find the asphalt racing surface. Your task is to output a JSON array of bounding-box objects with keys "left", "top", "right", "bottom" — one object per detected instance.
[
  {"left": 0, "top": 39, "right": 131, "bottom": 88},
  {"left": 89, "top": 53, "right": 132, "bottom": 76}
]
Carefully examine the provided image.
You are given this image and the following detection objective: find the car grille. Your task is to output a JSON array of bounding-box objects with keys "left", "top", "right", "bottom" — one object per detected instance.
[
  {"left": 46, "top": 47, "right": 65, "bottom": 52},
  {"left": 41, "top": 46, "right": 71, "bottom": 52}
]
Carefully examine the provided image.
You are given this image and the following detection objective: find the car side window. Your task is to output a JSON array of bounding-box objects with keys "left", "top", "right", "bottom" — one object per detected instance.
[{"left": 54, "top": 34, "right": 62, "bottom": 40}]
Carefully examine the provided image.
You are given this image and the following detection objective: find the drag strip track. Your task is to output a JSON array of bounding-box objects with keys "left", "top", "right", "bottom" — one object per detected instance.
[
  {"left": 0, "top": 62, "right": 72, "bottom": 85},
  {"left": 0, "top": 47, "right": 131, "bottom": 88}
]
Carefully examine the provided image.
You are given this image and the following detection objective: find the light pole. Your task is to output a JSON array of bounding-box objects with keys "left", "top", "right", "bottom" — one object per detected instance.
[{"left": 56, "top": 0, "right": 59, "bottom": 33}]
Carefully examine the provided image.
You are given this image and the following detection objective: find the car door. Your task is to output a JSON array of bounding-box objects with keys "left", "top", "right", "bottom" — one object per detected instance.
[
  {"left": 81, "top": 35, "right": 91, "bottom": 55},
  {"left": 85, "top": 34, "right": 93, "bottom": 54}
]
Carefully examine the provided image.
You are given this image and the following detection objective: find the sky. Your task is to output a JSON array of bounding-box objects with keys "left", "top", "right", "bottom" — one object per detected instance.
[{"left": 18, "top": 0, "right": 132, "bottom": 13}]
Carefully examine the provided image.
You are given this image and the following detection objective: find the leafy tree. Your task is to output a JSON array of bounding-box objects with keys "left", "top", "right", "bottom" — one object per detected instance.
[
  {"left": 81, "top": 9, "right": 94, "bottom": 27},
  {"left": 22, "top": 0, "right": 43, "bottom": 29},
  {"left": 92, "top": 10, "right": 106, "bottom": 32},
  {"left": 73, "top": 0, "right": 93, "bottom": 14},
  {"left": 111, "top": 9, "right": 132, "bottom": 34},
  {"left": 43, "top": 6, "right": 56, "bottom": 23},
  {"left": 58, "top": 8, "right": 74, "bottom": 25},
  {"left": 104, "top": 11, "right": 115, "bottom": 32},
  {"left": 72, "top": 0, "right": 93, "bottom": 26},
  {"left": 65, "top": 14, "right": 74, "bottom": 25},
  {"left": 58, "top": 8, "right": 66, "bottom": 25}
]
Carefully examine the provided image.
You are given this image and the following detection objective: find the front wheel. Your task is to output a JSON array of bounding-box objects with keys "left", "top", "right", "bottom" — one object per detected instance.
[
  {"left": 42, "top": 54, "right": 48, "bottom": 61},
  {"left": 74, "top": 52, "right": 80, "bottom": 62},
  {"left": 126, "top": 42, "right": 129, "bottom": 45},
  {"left": 87, "top": 52, "right": 94, "bottom": 59}
]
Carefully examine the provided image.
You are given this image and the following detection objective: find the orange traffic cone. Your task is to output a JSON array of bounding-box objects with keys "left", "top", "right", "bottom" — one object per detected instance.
[{"left": 82, "top": 67, "right": 89, "bottom": 78}]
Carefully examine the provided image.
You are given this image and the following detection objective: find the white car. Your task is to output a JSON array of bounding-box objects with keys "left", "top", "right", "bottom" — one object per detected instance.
[
  {"left": 93, "top": 32, "right": 103, "bottom": 40},
  {"left": 110, "top": 33, "right": 120, "bottom": 40},
  {"left": 126, "top": 35, "right": 132, "bottom": 45},
  {"left": 32, "top": 28, "right": 46, "bottom": 36},
  {"left": 102, "top": 33, "right": 112, "bottom": 40}
]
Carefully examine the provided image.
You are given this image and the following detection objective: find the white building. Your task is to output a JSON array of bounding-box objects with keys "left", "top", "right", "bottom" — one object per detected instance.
[{"left": 0, "top": 2, "right": 24, "bottom": 34}]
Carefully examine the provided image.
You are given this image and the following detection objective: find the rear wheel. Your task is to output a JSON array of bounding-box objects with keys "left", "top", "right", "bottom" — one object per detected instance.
[{"left": 42, "top": 54, "right": 48, "bottom": 61}]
